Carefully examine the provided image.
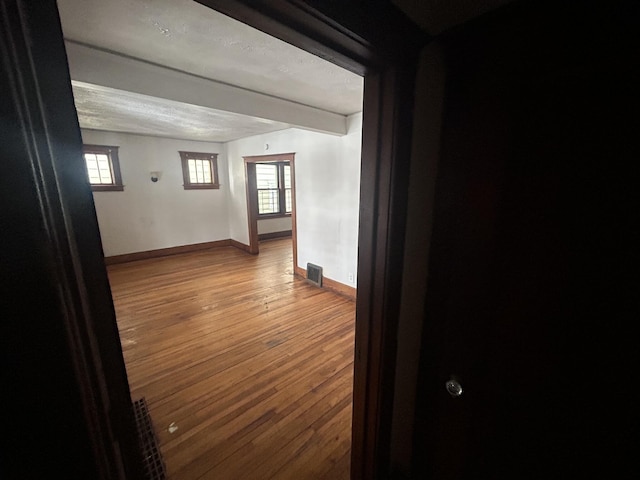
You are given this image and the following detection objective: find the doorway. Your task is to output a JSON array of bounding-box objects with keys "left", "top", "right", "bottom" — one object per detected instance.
[
  {"left": 243, "top": 153, "right": 297, "bottom": 260},
  {"left": 3, "top": 0, "right": 425, "bottom": 478},
  {"left": 62, "top": 0, "right": 365, "bottom": 476}
]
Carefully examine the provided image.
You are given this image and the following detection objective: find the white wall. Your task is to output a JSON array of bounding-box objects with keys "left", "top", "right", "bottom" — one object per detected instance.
[
  {"left": 257, "top": 217, "right": 292, "bottom": 235},
  {"left": 81, "top": 130, "right": 229, "bottom": 256},
  {"left": 226, "top": 113, "right": 362, "bottom": 287}
]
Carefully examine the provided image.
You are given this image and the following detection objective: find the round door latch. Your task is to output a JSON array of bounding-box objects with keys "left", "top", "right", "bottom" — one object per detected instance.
[{"left": 445, "top": 378, "right": 463, "bottom": 397}]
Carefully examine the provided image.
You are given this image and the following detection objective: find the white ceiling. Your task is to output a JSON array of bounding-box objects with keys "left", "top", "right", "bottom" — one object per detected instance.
[
  {"left": 58, "top": 0, "right": 516, "bottom": 143},
  {"left": 57, "top": 0, "right": 364, "bottom": 142},
  {"left": 72, "top": 81, "right": 291, "bottom": 142}
]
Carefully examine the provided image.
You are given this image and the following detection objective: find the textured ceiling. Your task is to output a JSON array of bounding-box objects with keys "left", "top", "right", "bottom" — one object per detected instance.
[
  {"left": 57, "top": 0, "right": 511, "bottom": 143},
  {"left": 72, "top": 81, "right": 290, "bottom": 142},
  {"left": 57, "top": 0, "right": 363, "bottom": 116}
]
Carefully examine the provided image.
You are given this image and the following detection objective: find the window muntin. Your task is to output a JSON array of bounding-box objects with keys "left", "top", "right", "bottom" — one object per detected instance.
[
  {"left": 83, "top": 145, "right": 123, "bottom": 192},
  {"left": 284, "top": 164, "right": 292, "bottom": 213},
  {"left": 256, "top": 161, "right": 291, "bottom": 216},
  {"left": 180, "top": 151, "right": 219, "bottom": 190},
  {"left": 257, "top": 163, "right": 280, "bottom": 214},
  {"left": 188, "top": 159, "right": 213, "bottom": 184}
]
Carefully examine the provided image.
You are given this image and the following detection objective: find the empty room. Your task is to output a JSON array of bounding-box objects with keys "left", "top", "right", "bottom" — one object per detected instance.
[
  {"left": 6, "top": 1, "right": 639, "bottom": 479},
  {"left": 57, "top": 0, "right": 362, "bottom": 477}
]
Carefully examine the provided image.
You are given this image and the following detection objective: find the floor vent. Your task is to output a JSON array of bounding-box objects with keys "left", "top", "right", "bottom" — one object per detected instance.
[
  {"left": 306, "top": 263, "right": 323, "bottom": 287},
  {"left": 133, "top": 397, "right": 167, "bottom": 480}
]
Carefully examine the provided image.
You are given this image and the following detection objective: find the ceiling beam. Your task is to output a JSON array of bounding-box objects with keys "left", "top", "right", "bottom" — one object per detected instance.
[{"left": 64, "top": 41, "right": 347, "bottom": 136}]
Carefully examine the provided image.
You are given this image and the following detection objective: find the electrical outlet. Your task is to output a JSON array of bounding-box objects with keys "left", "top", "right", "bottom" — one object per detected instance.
[{"left": 348, "top": 272, "right": 354, "bottom": 283}]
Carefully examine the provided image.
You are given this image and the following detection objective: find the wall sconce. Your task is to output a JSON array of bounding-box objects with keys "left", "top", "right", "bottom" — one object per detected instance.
[{"left": 150, "top": 171, "right": 161, "bottom": 182}]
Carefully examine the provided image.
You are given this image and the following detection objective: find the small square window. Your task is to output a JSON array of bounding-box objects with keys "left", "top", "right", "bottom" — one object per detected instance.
[
  {"left": 83, "top": 145, "right": 124, "bottom": 192},
  {"left": 179, "top": 151, "right": 219, "bottom": 190}
]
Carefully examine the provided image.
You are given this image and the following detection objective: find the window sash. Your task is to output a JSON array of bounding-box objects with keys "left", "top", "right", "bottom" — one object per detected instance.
[
  {"left": 283, "top": 165, "right": 291, "bottom": 189},
  {"left": 187, "top": 159, "right": 213, "bottom": 184},
  {"left": 285, "top": 188, "right": 292, "bottom": 213},
  {"left": 256, "top": 163, "right": 278, "bottom": 189},
  {"left": 180, "top": 151, "right": 219, "bottom": 189},
  {"left": 258, "top": 189, "right": 280, "bottom": 214},
  {"left": 256, "top": 161, "right": 291, "bottom": 216},
  {"left": 83, "top": 145, "right": 123, "bottom": 192},
  {"left": 85, "top": 153, "right": 115, "bottom": 185}
]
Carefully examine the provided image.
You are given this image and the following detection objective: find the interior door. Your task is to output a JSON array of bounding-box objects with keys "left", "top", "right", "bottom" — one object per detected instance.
[{"left": 412, "top": 3, "right": 638, "bottom": 479}]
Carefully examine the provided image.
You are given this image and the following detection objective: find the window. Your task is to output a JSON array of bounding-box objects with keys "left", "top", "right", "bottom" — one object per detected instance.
[
  {"left": 83, "top": 144, "right": 123, "bottom": 191},
  {"left": 256, "top": 162, "right": 291, "bottom": 216},
  {"left": 179, "top": 151, "right": 219, "bottom": 189}
]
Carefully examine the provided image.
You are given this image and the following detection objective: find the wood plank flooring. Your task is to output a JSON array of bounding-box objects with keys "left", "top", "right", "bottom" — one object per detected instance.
[{"left": 107, "top": 239, "right": 355, "bottom": 479}]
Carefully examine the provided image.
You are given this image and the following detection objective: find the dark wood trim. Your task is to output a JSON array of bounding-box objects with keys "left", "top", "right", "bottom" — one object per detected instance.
[
  {"left": 351, "top": 61, "right": 419, "bottom": 480},
  {"left": 258, "top": 212, "right": 292, "bottom": 219},
  {"left": 243, "top": 152, "right": 296, "bottom": 162},
  {"left": 182, "top": 183, "right": 220, "bottom": 190},
  {"left": 244, "top": 153, "right": 297, "bottom": 258},
  {"left": 258, "top": 230, "right": 292, "bottom": 241},
  {"left": 289, "top": 157, "right": 299, "bottom": 278},
  {"left": 5, "top": 0, "right": 425, "bottom": 478},
  {"left": 195, "top": 1, "right": 427, "bottom": 75},
  {"left": 0, "top": 0, "right": 144, "bottom": 477},
  {"left": 230, "top": 239, "right": 251, "bottom": 253},
  {"left": 83, "top": 144, "right": 124, "bottom": 192},
  {"left": 91, "top": 184, "right": 124, "bottom": 192},
  {"left": 294, "top": 266, "right": 357, "bottom": 301},
  {"left": 244, "top": 161, "right": 259, "bottom": 254},
  {"left": 104, "top": 239, "right": 232, "bottom": 265},
  {"left": 204, "top": 4, "right": 424, "bottom": 479},
  {"left": 179, "top": 151, "right": 220, "bottom": 190},
  {"left": 322, "top": 275, "right": 357, "bottom": 301},
  {"left": 278, "top": 161, "right": 287, "bottom": 216},
  {"left": 105, "top": 239, "right": 255, "bottom": 265}
]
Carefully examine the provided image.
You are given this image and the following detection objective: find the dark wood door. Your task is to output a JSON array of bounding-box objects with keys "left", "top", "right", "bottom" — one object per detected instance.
[{"left": 412, "top": 3, "right": 639, "bottom": 479}]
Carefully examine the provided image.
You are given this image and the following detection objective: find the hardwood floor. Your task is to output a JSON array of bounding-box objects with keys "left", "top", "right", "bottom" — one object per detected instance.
[{"left": 107, "top": 239, "right": 355, "bottom": 479}]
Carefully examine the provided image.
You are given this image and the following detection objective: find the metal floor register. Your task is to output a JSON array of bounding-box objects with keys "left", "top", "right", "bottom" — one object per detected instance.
[{"left": 133, "top": 397, "right": 167, "bottom": 480}]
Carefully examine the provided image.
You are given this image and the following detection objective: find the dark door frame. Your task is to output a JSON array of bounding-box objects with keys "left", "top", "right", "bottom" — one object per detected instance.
[
  {"left": 1, "top": 1, "right": 144, "bottom": 478},
  {"left": 2, "top": 0, "right": 426, "bottom": 478},
  {"left": 199, "top": 2, "right": 428, "bottom": 477},
  {"left": 243, "top": 153, "right": 297, "bottom": 259}
]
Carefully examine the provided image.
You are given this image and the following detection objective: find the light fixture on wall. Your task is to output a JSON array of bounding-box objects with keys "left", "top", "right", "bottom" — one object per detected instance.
[{"left": 150, "top": 171, "right": 161, "bottom": 182}]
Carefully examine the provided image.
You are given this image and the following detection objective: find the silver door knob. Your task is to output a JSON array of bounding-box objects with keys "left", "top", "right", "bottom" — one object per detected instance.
[{"left": 445, "top": 378, "right": 463, "bottom": 397}]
